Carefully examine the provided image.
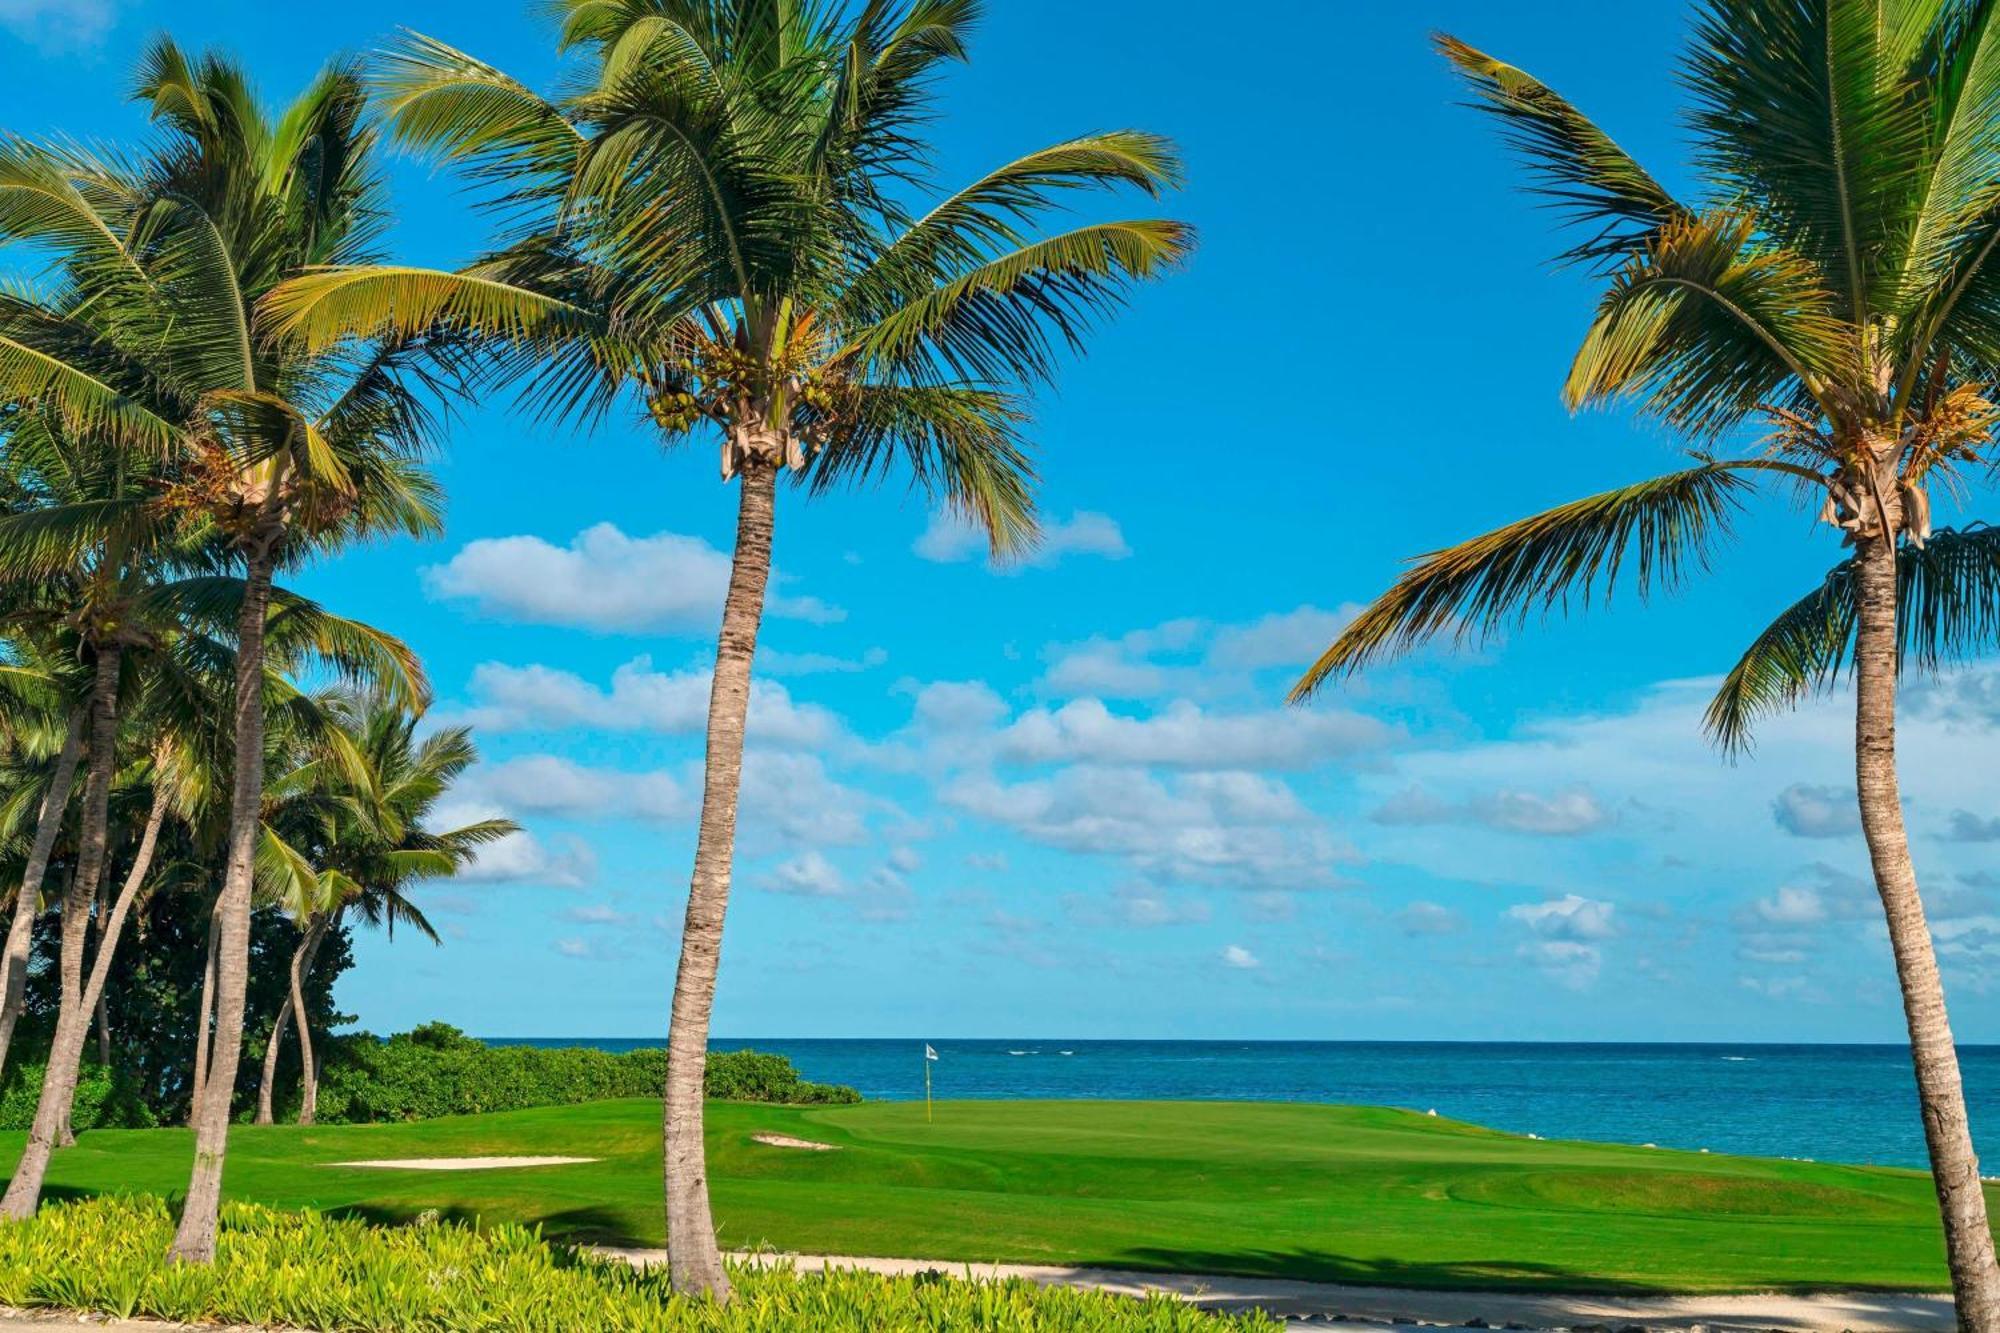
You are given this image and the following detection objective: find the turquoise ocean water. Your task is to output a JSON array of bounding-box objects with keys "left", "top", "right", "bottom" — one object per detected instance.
[{"left": 487, "top": 1038, "right": 2000, "bottom": 1170}]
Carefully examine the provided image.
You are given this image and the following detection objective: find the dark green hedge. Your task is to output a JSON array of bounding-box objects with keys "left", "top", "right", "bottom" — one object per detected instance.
[
  {"left": 312, "top": 1023, "right": 859, "bottom": 1123},
  {"left": 0, "top": 1061, "right": 156, "bottom": 1132}
]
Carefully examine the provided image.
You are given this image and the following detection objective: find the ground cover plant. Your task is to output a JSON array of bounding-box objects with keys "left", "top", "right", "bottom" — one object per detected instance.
[
  {"left": 0, "top": 1194, "right": 1279, "bottom": 1332},
  {"left": 0, "top": 1098, "right": 1977, "bottom": 1294}
]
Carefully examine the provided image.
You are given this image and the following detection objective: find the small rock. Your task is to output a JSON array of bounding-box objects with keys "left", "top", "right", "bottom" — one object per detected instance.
[{"left": 1463, "top": 1319, "right": 1489, "bottom": 1329}]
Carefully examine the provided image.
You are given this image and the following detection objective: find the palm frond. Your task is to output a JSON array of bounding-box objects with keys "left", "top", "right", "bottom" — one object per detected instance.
[
  {"left": 1706, "top": 523, "right": 2000, "bottom": 751},
  {"left": 1436, "top": 34, "right": 1687, "bottom": 270},
  {"left": 1292, "top": 463, "right": 1752, "bottom": 699}
]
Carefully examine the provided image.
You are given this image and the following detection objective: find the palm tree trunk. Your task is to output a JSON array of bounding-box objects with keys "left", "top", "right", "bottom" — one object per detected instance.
[
  {"left": 662, "top": 461, "right": 777, "bottom": 1301},
  {"left": 292, "top": 913, "right": 329, "bottom": 1127},
  {"left": 254, "top": 991, "right": 293, "bottom": 1126},
  {"left": 1854, "top": 535, "right": 2000, "bottom": 1333},
  {"left": 0, "top": 711, "right": 85, "bottom": 1079},
  {"left": 0, "top": 645, "right": 122, "bottom": 1220},
  {"left": 170, "top": 545, "right": 276, "bottom": 1265},
  {"left": 188, "top": 896, "right": 220, "bottom": 1125},
  {"left": 0, "top": 780, "right": 167, "bottom": 1216}
]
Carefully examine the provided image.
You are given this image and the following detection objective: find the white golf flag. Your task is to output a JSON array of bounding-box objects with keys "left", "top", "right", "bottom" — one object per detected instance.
[{"left": 924, "top": 1044, "right": 938, "bottom": 1061}]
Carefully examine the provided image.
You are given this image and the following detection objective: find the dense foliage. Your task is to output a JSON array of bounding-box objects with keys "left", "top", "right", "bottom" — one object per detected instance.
[
  {"left": 0, "top": 1195, "right": 1277, "bottom": 1332},
  {"left": 309, "top": 1024, "right": 857, "bottom": 1124}
]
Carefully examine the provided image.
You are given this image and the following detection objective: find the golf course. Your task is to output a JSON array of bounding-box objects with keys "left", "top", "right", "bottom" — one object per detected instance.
[{"left": 0, "top": 1098, "right": 1970, "bottom": 1295}]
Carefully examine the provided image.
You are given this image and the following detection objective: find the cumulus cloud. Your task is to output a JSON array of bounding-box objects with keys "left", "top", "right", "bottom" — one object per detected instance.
[
  {"left": 451, "top": 657, "right": 842, "bottom": 748},
  {"left": 1520, "top": 939, "right": 1604, "bottom": 990},
  {"left": 914, "top": 510, "right": 1130, "bottom": 569},
  {"left": 943, "top": 765, "right": 1354, "bottom": 889},
  {"left": 1771, "top": 784, "right": 1860, "bottom": 839},
  {"left": 475, "top": 755, "right": 691, "bottom": 823},
  {"left": 441, "top": 805, "right": 596, "bottom": 889},
  {"left": 1220, "top": 944, "right": 1261, "bottom": 970},
  {"left": 0, "top": 0, "right": 117, "bottom": 50},
  {"left": 1753, "top": 884, "right": 1828, "bottom": 926},
  {"left": 1207, "top": 605, "right": 1360, "bottom": 672},
  {"left": 1396, "top": 901, "right": 1463, "bottom": 937},
  {"left": 423, "top": 523, "right": 839, "bottom": 632},
  {"left": 1508, "top": 894, "right": 1617, "bottom": 942},
  {"left": 758, "top": 851, "right": 847, "bottom": 897},
  {"left": 1000, "top": 698, "right": 1387, "bottom": 770},
  {"left": 1372, "top": 786, "right": 1614, "bottom": 837}
]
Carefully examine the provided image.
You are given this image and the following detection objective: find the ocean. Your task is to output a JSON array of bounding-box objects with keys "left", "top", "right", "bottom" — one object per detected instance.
[{"left": 486, "top": 1037, "right": 2000, "bottom": 1171}]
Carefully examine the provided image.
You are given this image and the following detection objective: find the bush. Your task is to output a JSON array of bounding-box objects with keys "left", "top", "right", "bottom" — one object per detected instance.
[
  {"left": 0, "top": 1195, "right": 1280, "bottom": 1332},
  {"left": 311, "top": 1024, "right": 858, "bottom": 1124},
  {"left": 0, "top": 1060, "right": 156, "bottom": 1132}
]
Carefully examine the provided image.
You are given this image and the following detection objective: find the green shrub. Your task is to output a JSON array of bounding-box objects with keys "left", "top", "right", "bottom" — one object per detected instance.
[
  {"left": 0, "top": 1061, "right": 156, "bottom": 1132},
  {"left": 311, "top": 1024, "right": 858, "bottom": 1124},
  {"left": 0, "top": 1195, "right": 1279, "bottom": 1332}
]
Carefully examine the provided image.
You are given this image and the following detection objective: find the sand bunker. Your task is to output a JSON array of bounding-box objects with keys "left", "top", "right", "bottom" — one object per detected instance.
[
  {"left": 751, "top": 1133, "right": 838, "bottom": 1152},
  {"left": 327, "top": 1156, "right": 597, "bottom": 1171}
]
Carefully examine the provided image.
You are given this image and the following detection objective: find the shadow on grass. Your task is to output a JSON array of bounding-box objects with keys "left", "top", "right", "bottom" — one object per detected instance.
[
  {"left": 1107, "top": 1245, "right": 1668, "bottom": 1296},
  {"left": 329, "top": 1200, "right": 648, "bottom": 1250}
]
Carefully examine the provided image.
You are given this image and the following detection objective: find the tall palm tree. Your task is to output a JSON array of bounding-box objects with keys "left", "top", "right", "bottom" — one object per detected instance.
[
  {"left": 1294, "top": 9, "right": 2000, "bottom": 1326},
  {"left": 253, "top": 694, "right": 510, "bottom": 1126},
  {"left": 264, "top": 0, "right": 1189, "bottom": 1296},
  {"left": 0, "top": 44, "right": 448, "bottom": 1259}
]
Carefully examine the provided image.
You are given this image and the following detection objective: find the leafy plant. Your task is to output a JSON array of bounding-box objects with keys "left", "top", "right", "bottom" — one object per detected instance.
[
  {"left": 310, "top": 1025, "right": 857, "bottom": 1123},
  {"left": 0, "top": 1195, "right": 1279, "bottom": 1332}
]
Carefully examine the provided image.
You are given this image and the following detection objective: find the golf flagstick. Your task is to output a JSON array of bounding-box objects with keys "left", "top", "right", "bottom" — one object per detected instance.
[{"left": 924, "top": 1043, "right": 937, "bottom": 1122}]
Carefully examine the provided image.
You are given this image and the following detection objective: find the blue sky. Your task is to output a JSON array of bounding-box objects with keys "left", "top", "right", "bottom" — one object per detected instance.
[{"left": 5, "top": 0, "right": 1999, "bottom": 1043}]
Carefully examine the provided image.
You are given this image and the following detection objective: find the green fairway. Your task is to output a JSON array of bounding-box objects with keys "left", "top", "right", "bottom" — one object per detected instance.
[{"left": 0, "top": 1099, "right": 1973, "bottom": 1294}]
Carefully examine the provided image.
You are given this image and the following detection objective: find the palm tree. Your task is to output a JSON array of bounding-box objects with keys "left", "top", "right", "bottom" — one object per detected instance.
[
  {"left": 253, "top": 694, "right": 510, "bottom": 1126},
  {"left": 264, "top": 0, "right": 1189, "bottom": 1296},
  {"left": 0, "top": 44, "right": 448, "bottom": 1259},
  {"left": 1293, "top": 11, "right": 2000, "bottom": 1326},
  {"left": 0, "top": 636, "right": 84, "bottom": 1077}
]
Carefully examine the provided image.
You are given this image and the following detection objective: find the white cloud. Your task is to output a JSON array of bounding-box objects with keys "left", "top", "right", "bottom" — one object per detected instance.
[
  {"left": 914, "top": 510, "right": 1130, "bottom": 570},
  {"left": 565, "top": 903, "right": 633, "bottom": 926},
  {"left": 1207, "top": 605, "right": 1360, "bottom": 672},
  {"left": 1000, "top": 698, "right": 1387, "bottom": 770},
  {"left": 0, "top": 0, "right": 117, "bottom": 51},
  {"left": 447, "top": 817, "right": 596, "bottom": 889},
  {"left": 475, "top": 755, "right": 691, "bottom": 823},
  {"left": 1508, "top": 894, "right": 1617, "bottom": 942},
  {"left": 1373, "top": 786, "right": 1613, "bottom": 837},
  {"left": 737, "top": 751, "right": 876, "bottom": 854},
  {"left": 1772, "top": 784, "right": 1860, "bottom": 839},
  {"left": 758, "top": 851, "right": 847, "bottom": 897},
  {"left": 943, "top": 765, "right": 1355, "bottom": 889},
  {"left": 451, "top": 657, "right": 842, "bottom": 748},
  {"left": 1396, "top": 901, "right": 1462, "bottom": 937},
  {"left": 1523, "top": 940, "right": 1605, "bottom": 989},
  {"left": 423, "top": 523, "right": 839, "bottom": 632},
  {"left": 1755, "top": 884, "right": 1828, "bottom": 926},
  {"left": 1220, "top": 944, "right": 1261, "bottom": 970}
]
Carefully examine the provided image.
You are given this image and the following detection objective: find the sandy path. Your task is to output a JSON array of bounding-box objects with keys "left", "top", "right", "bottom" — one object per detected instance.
[
  {"left": 594, "top": 1247, "right": 1955, "bottom": 1331},
  {"left": 324, "top": 1155, "right": 597, "bottom": 1171}
]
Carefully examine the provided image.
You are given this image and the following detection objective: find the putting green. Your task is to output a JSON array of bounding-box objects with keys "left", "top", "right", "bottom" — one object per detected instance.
[{"left": 0, "top": 1098, "right": 1973, "bottom": 1293}]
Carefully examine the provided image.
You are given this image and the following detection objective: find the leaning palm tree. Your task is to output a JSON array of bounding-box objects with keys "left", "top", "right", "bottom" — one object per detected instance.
[
  {"left": 0, "top": 633, "right": 84, "bottom": 1078},
  {"left": 1293, "top": 10, "right": 2000, "bottom": 1326},
  {"left": 0, "top": 44, "right": 446, "bottom": 1259},
  {"left": 253, "top": 693, "right": 510, "bottom": 1125},
  {"left": 264, "top": 0, "right": 1189, "bottom": 1296}
]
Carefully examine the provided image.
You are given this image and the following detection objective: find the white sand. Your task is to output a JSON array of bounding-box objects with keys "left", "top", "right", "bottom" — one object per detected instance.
[
  {"left": 325, "top": 1156, "right": 597, "bottom": 1171},
  {"left": 751, "top": 1133, "right": 838, "bottom": 1152},
  {"left": 593, "top": 1247, "right": 1954, "bottom": 1331}
]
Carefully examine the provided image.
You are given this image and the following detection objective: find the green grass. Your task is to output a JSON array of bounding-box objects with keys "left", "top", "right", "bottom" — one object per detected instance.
[{"left": 0, "top": 1098, "right": 1973, "bottom": 1294}]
